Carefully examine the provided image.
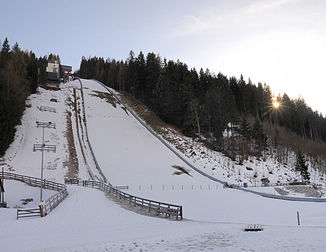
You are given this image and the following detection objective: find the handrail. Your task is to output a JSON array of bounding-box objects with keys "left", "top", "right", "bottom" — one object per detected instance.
[{"left": 65, "top": 178, "right": 182, "bottom": 220}]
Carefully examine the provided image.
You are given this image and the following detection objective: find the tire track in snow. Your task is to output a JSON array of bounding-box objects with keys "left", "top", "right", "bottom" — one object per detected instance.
[
  {"left": 76, "top": 79, "right": 107, "bottom": 183},
  {"left": 72, "top": 87, "right": 95, "bottom": 180}
]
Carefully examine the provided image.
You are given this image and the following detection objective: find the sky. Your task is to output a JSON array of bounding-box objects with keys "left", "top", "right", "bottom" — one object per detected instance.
[{"left": 1, "top": 0, "right": 326, "bottom": 115}]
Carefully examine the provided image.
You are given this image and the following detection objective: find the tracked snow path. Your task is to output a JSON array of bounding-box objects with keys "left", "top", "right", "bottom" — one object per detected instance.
[{"left": 71, "top": 81, "right": 107, "bottom": 181}]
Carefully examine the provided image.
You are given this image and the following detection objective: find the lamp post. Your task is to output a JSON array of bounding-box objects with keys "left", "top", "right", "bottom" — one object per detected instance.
[{"left": 35, "top": 121, "right": 56, "bottom": 202}]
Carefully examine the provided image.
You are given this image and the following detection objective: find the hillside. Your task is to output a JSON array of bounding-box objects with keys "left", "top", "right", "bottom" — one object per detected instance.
[
  {"left": 1, "top": 79, "right": 326, "bottom": 251},
  {"left": 79, "top": 53, "right": 326, "bottom": 190},
  {"left": 117, "top": 88, "right": 326, "bottom": 195}
]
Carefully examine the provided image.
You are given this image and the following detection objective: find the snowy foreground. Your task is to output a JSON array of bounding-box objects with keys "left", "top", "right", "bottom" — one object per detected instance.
[
  {"left": 2, "top": 186, "right": 326, "bottom": 252},
  {"left": 1, "top": 79, "right": 326, "bottom": 251}
]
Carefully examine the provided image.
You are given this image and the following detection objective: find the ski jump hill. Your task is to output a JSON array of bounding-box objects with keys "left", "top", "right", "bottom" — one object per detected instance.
[{"left": 1, "top": 79, "right": 326, "bottom": 251}]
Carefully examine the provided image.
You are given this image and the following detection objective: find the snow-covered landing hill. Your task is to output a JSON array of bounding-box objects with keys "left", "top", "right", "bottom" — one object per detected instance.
[
  {"left": 79, "top": 79, "right": 326, "bottom": 222},
  {"left": 111, "top": 81, "right": 326, "bottom": 197}
]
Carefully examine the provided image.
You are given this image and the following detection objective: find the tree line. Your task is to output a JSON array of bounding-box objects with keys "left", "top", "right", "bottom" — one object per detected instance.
[
  {"left": 0, "top": 38, "right": 53, "bottom": 155},
  {"left": 78, "top": 51, "right": 326, "bottom": 147}
]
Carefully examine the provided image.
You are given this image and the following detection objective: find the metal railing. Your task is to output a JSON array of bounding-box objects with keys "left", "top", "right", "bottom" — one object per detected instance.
[{"left": 65, "top": 178, "right": 182, "bottom": 220}]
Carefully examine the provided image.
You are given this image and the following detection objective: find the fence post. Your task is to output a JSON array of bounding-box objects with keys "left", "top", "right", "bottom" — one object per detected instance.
[{"left": 297, "top": 211, "right": 300, "bottom": 226}]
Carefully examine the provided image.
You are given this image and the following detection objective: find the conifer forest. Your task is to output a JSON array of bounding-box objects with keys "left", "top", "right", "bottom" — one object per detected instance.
[{"left": 78, "top": 51, "right": 326, "bottom": 164}]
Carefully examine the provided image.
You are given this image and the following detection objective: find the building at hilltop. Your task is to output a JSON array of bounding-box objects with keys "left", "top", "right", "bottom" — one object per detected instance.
[
  {"left": 44, "top": 61, "right": 73, "bottom": 89},
  {"left": 61, "top": 65, "right": 72, "bottom": 82},
  {"left": 45, "top": 61, "right": 60, "bottom": 89}
]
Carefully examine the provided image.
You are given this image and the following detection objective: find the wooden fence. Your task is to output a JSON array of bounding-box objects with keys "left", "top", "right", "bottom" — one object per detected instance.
[
  {"left": 17, "top": 208, "right": 41, "bottom": 219},
  {"left": 0, "top": 171, "right": 68, "bottom": 219},
  {"left": 65, "top": 178, "right": 182, "bottom": 220}
]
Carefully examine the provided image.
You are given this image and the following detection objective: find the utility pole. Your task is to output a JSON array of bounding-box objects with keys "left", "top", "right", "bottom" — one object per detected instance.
[
  {"left": 34, "top": 121, "right": 56, "bottom": 202},
  {"left": 37, "top": 67, "right": 40, "bottom": 92}
]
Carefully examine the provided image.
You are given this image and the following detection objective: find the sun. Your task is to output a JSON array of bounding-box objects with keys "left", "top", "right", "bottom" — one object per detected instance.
[{"left": 273, "top": 101, "right": 280, "bottom": 109}]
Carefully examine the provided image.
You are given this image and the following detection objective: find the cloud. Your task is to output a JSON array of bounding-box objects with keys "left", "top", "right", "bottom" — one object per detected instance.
[{"left": 169, "top": 0, "right": 297, "bottom": 38}]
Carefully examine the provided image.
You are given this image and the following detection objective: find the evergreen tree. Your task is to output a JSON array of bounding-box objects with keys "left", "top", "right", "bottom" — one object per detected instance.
[
  {"left": 295, "top": 151, "right": 310, "bottom": 182},
  {"left": 1, "top": 38, "right": 10, "bottom": 54},
  {"left": 135, "top": 51, "right": 146, "bottom": 100},
  {"left": 145, "top": 52, "right": 161, "bottom": 110},
  {"left": 0, "top": 37, "right": 49, "bottom": 155},
  {"left": 251, "top": 118, "right": 266, "bottom": 149},
  {"left": 76, "top": 50, "right": 326, "bottom": 150},
  {"left": 240, "top": 117, "right": 251, "bottom": 139}
]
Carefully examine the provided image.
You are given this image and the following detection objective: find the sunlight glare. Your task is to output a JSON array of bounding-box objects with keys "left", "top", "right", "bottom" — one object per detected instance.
[{"left": 273, "top": 101, "right": 280, "bottom": 109}]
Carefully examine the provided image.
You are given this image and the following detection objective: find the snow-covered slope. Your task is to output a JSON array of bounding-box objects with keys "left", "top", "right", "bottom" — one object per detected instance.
[
  {"left": 81, "top": 80, "right": 215, "bottom": 191},
  {"left": 2, "top": 87, "right": 71, "bottom": 182},
  {"left": 80, "top": 79, "right": 326, "bottom": 222},
  {"left": 1, "top": 80, "right": 102, "bottom": 183},
  {"left": 1, "top": 79, "right": 326, "bottom": 251}
]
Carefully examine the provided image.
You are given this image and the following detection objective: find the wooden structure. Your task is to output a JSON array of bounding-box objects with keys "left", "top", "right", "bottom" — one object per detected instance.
[
  {"left": 65, "top": 178, "right": 183, "bottom": 220},
  {"left": 17, "top": 208, "right": 41, "bottom": 219},
  {"left": 0, "top": 171, "right": 68, "bottom": 219}
]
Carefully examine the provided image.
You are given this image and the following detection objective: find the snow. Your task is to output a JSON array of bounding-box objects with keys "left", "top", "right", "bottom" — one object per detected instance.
[
  {"left": 1, "top": 186, "right": 326, "bottom": 251},
  {"left": 81, "top": 80, "right": 216, "bottom": 197},
  {"left": 3, "top": 87, "right": 70, "bottom": 182},
  {"left": 1, "top": 79, "right": 326, "bottom": 251}
]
